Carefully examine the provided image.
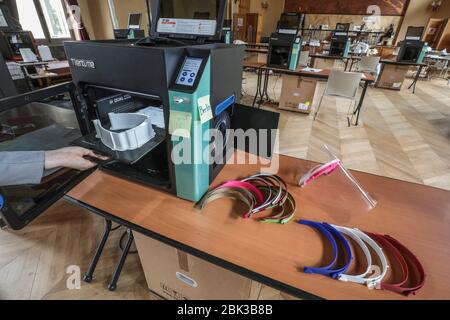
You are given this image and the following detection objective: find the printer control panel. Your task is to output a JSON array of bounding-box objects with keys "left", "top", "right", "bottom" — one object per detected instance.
[
  {"left": 170, "top": 52, "right": 209, "bottom": 93},
  {"left": 175, "top": 57, "right": 203, "bottom": 87}
]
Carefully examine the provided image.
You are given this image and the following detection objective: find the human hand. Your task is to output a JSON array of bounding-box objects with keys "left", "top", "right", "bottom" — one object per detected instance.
[{"left": 45, "top": 147, "right": 109, "bottom": 171}]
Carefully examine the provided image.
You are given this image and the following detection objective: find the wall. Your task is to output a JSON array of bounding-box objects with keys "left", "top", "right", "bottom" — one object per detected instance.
[
  {"left": 78, "top": 0, "right": 114, "bottom": 40},
  {"left": 249, "top": 0, "right": 285, "bottom": 37},
  {"left": 432, "top": 0, "right": 450, "bottom": 19},
  {"left": 284, "top": 0, "right": 408, "bottom": 15},
  {"left": 283, "top": 0, "right": 409, "bottom": 42},
  {"left": 77, "top": 0, "right": 94, "bottom": 39},
  {"left": 396, "top": 0, "right": 434, "bottom": 42},
  {"left": 304, "top": 15, "right": 401, "bottom": 32},
  {"left": 397, "top": 0, "right": 450, "bottom": 43}
]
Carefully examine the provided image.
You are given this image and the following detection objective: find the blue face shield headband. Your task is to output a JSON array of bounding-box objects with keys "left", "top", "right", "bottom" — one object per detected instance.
[{"left": 299, "top": 220, "right": 352, "bottom": 278}]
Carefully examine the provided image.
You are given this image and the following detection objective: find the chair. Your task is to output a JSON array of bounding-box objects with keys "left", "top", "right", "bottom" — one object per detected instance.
[
  {"left": 314, "top": 70, "right": 362, "bottom": 121},
  {"left": 298, "top": 51, "right": 310, "bottom": 67},
  {"left": 356, "top": 56, "right": 381, "bottom": 74},
  {"left": 425, "top": 58, "right": 449, "bottom": 80}
]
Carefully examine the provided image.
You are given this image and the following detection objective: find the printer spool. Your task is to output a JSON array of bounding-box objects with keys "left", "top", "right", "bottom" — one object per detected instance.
[{"left": 211, "top": 111, "right": 231, "bottom": 163}]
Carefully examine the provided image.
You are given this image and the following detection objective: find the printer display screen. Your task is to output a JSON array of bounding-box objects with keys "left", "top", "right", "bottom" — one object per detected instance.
[{"left": 176, "top": 57, "right": 203, "bottom": 86}]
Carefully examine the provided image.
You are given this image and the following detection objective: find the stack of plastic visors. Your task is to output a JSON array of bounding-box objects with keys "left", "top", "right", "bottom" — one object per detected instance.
[
  {"left": 195, "top": 173, "right": 296, "bottom": 224},
  {"left": 300, "top": 219, "right": 426, "bottom": 296}
]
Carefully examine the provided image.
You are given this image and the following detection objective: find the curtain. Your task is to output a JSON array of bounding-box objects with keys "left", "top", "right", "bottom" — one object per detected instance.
[{"left": 64, "top": 0, "right": 90, "bottom": 40}]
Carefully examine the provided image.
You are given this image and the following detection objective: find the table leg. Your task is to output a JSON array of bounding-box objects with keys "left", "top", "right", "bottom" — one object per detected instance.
[
  {"left": 21, "top": 66, "right": 35, "bottom": 91},
  {"left": 257, "top": 68, "right": 270, "bottom": 108},
  {"left": 25, "top": 76, "right": 34, "bottom": 91},
  {"left": 107, "top": 229, "right": 134, "bottom": 291},
  {"left": 84, "top": 219, "right": 112, "bottom": 282},
  {"left": 408, "top": 65, "right": 423, "bottom": 94},
  {"left": 263, "top": 68, "right": 270, "bottom": 101},
  {"left": 351, "top": 81, "right": 370, "bottom": 127},
  {"left": 252, "top": 67, "right": 262, "bottom": 108},
  {"left": 349, "top": 59, "right": 355, "bottom": 72}
]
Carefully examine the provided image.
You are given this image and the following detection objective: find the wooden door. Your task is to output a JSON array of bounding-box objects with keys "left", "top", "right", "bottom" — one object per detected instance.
[
  {"left": 424, "top": 18, "right": 446, "bottom": 48},
  {"left": 238, "top": 0, "right": 250, "bottom": 14},
  {"left": 233, "top": 13, "right": 247, "bottom": 41},
  {"left": 437, "top": 19, "right": 450, "bottom": 51},
  {"left": 246, "top": 13, "right": 263, "bottom": 43}
]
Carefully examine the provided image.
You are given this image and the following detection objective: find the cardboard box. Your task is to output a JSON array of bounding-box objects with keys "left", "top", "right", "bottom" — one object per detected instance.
[
  {"left": 245, "top": 52, "right": 267, "bottom": 64},
  {"left": 312, "top": 57, "right": 335, "bottom": 70},
  {"left": 375, "top": 64, "right": 410, "bottom": 90},
  {"left": 278, "top": 75, "right": 317, "bottom": 114},
  {"left": 134, "top": 232, "right": 262, "bottom": 300}
]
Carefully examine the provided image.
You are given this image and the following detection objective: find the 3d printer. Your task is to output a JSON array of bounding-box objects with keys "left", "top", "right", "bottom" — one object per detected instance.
[
  {"left": 221, "top": 19, "right": 233, "bottom": 44},
  {"left": 65, "top": 0, "right": 279, "bottom": 203},
  {"left": 267, "top": 12, "right": 304, "bottom": 70},
  {"left": 329, "top": 23, "right": 351, "bottom": 58},
  {"left": 397, "top": 26, "right": 427, "bottom": 64},
  {"left": 0, "top": 30, "right": 37, "bottom": 61}
]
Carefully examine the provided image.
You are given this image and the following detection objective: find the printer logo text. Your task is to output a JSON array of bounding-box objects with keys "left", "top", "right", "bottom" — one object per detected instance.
[{"left": 70, "top": 58, "right": 96, "bottom": 69}]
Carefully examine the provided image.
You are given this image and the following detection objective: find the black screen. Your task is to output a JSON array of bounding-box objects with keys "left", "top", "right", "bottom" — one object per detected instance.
[
  {"left": 278, "top": 13, "right": 301, "bottom": 30},
  {"left": 336, "top": 23, "right": 350, "bottom": 32},
  {"left": 128, "top": 13, "right": 142, "bottom": 28},
  {"left": 160, "top": 0, "right": 219, "bottom": 20},
  {"left": 406, "top": 26, "right": 424, "bottom": 39}
]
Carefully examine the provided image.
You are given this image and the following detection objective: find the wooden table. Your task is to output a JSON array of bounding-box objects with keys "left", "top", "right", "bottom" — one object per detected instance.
[
  {"left": 46, "top": 60, "right": 71, "bottom": 85},
  {"left": 310, "top": 54, "right": 350, "bottom": 70},
  {"left": 17, "top": 61, "right": 49, "bottom": 90},
  {"left": 246, "top": 43, "right": 269, "bottom": 48},
  {"left": 424, "top": 55, "right": 450, "bottom": 79},
  {"left": 17, "top": 60, "right": 72, "bottom": 90},
  {"left": 65, "top": 152, "right": 450, "bottom": 300},
  {"left": 245, "top": 48, "right": 268, "bottom": 54},
  {"left": 347, "top": 57, "right": 427, "bottom": 94},
  {"left": 254, "top": 66, "right": 375, "bottom": 126}
]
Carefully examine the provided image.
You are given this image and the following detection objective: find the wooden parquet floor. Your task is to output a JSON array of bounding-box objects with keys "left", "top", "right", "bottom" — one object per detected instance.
[
  {"left": 1, "top": 75, "right": 449, "bottom": 300},
  {"left": 242, "top": 72, "right": 450, "bottom": 190}
]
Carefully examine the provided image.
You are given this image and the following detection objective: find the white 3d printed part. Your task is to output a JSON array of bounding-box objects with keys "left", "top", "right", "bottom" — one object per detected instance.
[{"left": 93, "top": 113, "right": 155, "bottom": 151}]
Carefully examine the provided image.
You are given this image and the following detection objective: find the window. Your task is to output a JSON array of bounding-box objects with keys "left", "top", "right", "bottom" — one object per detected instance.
[
  {"left": 16, "top": 0, "right": 46, "bottom": 39},
  {"left": 39, "top": 0, "right": 71, "bottom": 39},
  {"left": 16, "top": 0, "right": 73, "bottom": 43}
]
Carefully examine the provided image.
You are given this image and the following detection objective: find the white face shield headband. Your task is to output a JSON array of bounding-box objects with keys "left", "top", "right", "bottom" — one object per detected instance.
[{"left": 93, "top": 113, "right": 155, "bottom": 151}]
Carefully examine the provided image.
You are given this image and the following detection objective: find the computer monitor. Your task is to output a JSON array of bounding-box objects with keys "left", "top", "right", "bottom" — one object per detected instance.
[
  {"left": 222, "top": 19, "right": 231, "bottom": 30},
  {"left": 149, "top": 0, "right": 227, "bottom": 41},
  {"left": 336, "top": 23, "right": 350, "bottom": 32},
  {"left": 128, "top": 13, "right": 142, "bottom": 30},
  {"left": 405, "top": 26, "right": 424, "bottom": 40},
  {"left": 334, "top": 23, "right": 350, "bottom": 36}
]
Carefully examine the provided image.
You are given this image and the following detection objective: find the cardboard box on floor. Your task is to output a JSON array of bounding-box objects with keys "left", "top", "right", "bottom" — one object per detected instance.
[
  {"left": 375, "top": 64, "right": 410, "bottom": 90},
  {"left": 278, "top": 75, "right": 317, "bottom": 114},
  {"left": 134, "top": 232, "right": 262, "bottom": 300}
]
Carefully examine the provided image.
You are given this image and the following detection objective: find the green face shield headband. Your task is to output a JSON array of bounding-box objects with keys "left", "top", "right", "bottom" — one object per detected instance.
[{"left": 195, "top": 173, "right": 296, "bottom": 225}]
